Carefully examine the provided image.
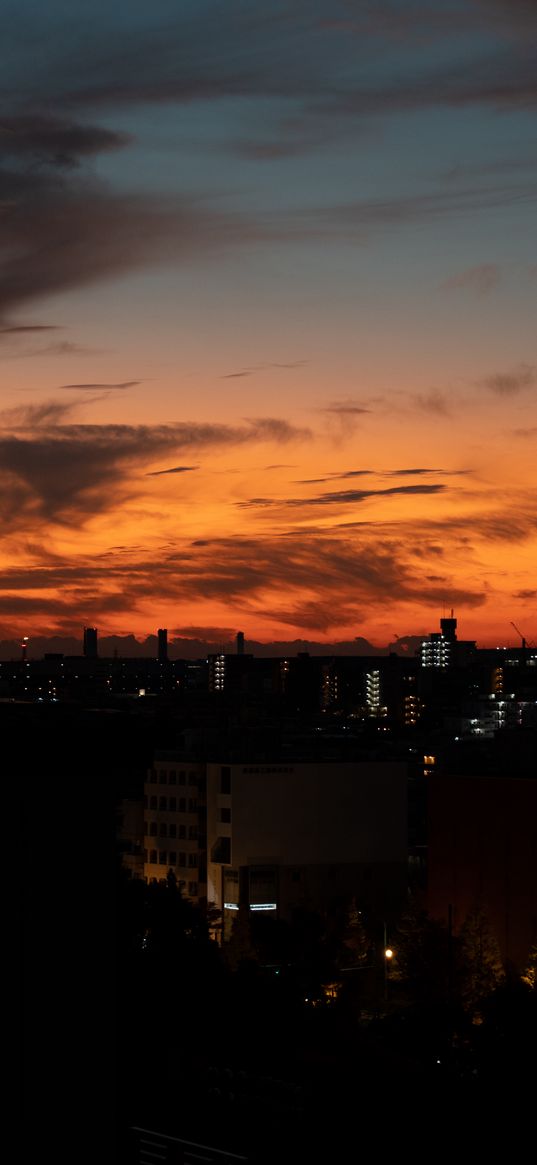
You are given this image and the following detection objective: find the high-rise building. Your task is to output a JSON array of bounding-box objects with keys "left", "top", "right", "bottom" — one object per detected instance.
[
  {"left": 206, "top": 759, "right": 408, "bottom": 932},
  {"left": 157, "top": 628, "right": 168, "bottom": 663},
  {"left": 83, "top": 626, "right": 98, "bottom": 658},
  {"left": 143, "top": 754, "right": 207, "bottom": 904}
]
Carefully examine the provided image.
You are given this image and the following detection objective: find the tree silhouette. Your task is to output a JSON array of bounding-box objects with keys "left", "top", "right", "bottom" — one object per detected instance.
[
  {"left": 225, "top": 905, "right": 258, "bottom": 970},
  {"left": 391, "top": 897, "right": 450, "bottom": 1002},
  {"left": 522, "top": 942, "right": 536, "bottom": 991},
  {"left": 458, "top": 905, "right": 505, "bottom": 1008},
  {"left": 339, "top": 898, "right": 370, "bottom": 967}
]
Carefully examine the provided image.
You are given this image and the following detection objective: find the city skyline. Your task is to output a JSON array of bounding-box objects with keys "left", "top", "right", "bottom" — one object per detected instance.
[{"left": 1, "top": 2, "right": 536, "bottom": 646}]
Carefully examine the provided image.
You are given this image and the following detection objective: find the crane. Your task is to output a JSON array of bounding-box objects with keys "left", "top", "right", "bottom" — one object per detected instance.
[
  {"left": 510, "top": 622, "right": 526, "bottom": 652},
  {"left": 510, "top": 623, "right": 536, "bottom": 655}
]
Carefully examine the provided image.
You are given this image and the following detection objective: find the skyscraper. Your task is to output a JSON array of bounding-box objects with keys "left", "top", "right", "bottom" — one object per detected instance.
[{"left": 83, "top": 626, "right": 98, "bottom": 658}]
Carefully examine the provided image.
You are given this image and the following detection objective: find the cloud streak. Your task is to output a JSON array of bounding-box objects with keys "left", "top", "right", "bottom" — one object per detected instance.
[{"left": 238, "top": 483, "right": 449, "bottom": 510}]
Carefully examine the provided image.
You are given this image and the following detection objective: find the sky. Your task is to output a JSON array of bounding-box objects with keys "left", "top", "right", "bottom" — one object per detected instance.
[{"left": 0, "top": 0, "right": 536, "bottom": 649}]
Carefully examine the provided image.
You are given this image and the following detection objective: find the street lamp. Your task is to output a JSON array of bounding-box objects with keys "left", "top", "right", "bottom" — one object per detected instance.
[{"left": 383, "top": 922, "right": 394, "bottom": 1001}]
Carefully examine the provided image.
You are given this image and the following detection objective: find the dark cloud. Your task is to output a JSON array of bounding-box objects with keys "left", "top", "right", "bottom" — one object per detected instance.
[
  {"left": 264, "top": 463, "right": 298, "bottom": 470},
  {"left": 0, "top": 114, "right": 130, "bottom": 166},
  {"left": 59, "top": 381, "right": 141, "bottom": 391},
  {"left": 0, "top": 155, "right": 271, "bottom": 326},
  {"left": 172, "top": 625, "right": 237, "bottom": 640},
  {"left": 146, "top": 465, "right": 199, "bottom": 477},
  {"left": 0, "top": 530, "right": 487, "bottom": 635},
  {"left": 513, "top": 589, "right": 537, "bottom": 599},
  {"left": 480, "top": 363, "right": 537, "bottom": 395},
  {"left": 238, "top": 483, "right": 449, "bottom": 509},
  {"left": 1, "top": 98, "right": 534, "bottom": 331},
  {"left": 0, "top": 400, "right": 77, "bottom": 427},
  {"left": 9, "top": 340, "right": 107, "bottom": 358},
  {"left": 386, "top": 467, "right": 470, "bottom": 477},
  {"left": 221, "top": 361, "right": 307, "bottom": 379},
  {"left": 321, "top": 402, "right": 371, "bottom": 416},
  {"left": 294, "top": 470, "right": 373, "bottom": 484},
  {"left": 0, "top": 324, "right": 59, "bottom": 334},
  {"left": 296, "top": 184, "right": 537, "bottom": 240},
  {"left": 9, "top": 3, "right": 535, "bottom": 121},
  {"left": 440, "top": 264, "right": 500, "bottom": 294},
  {"left": 412, "top": 390, "right": 452, "bottom": 416},
  {"left": 513, "top": 427, "right": 537, "bottom": 438},
  {"left": 0, "top": 414, "right": 310, "bottom": 532}
]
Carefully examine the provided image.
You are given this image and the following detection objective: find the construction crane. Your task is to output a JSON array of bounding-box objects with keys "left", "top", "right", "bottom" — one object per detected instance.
[
  {"left": 510, "top": 622, "right": 526, "bottom": 652},
  {"left": 510, "top": 623, "right": 536, "bottom": 654}
]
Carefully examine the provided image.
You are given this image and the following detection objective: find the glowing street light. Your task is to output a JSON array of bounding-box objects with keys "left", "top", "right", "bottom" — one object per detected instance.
[{"left": 383, "top": 922, "right": 395, "bottom": 1001}]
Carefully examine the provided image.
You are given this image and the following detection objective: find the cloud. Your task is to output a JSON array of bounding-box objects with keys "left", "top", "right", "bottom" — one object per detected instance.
[
  {"left": 385, "top": 467, "right": 470, "bottom": 477},
  {"left": 146, "top": 465, "right": 199, "bottom": 477},
  {"left": 0, "top": 114, "right": 131, "bottom": 165},
  {"left": 441, "top": 264, "right": 500, "bottom": 294},
  {"left": 0, "top": 135, "right": 273, "bottom": 326},
  {"left": 0, "top": 528, "right": 487, "bottom": 637},
  {"left": 513, "top": 589, "right": 537, "bottom": 600},
  {"left": 0, "top": 324, "right": 59, "bottom": 334},
  {"left": 412, "top": 390, "right": 452, "bottom": 416},
  {"left": 172, "top": 625, "right": 237, "bottom": 640},
  {"left": 221, "top": 360, "right": 307, "bottom": 379},
  {"left": 294, "top": 470, "right": 373, "bottom": 484},
  {"left": 321, "top": 402, "right": 371, "bottom": 416},
  {"left": 480, "top": 363, "right": 537, "bottom": 395},
  {"left": 59, "top": 381, "right": 141, "bottom": 391},
  {"left": 513, "top": 427, "right": 537, "bottom": 438},
  {"left": 8, "top": 340, "right": 107, "bottom": 358},
  {"left": 238, "top": 483, "right": 449, "bottom": 509},
  {"left": 0, "top": 400, "right": 78, "bottom": 427},
  {"left": 0, "top": 414, "right": 311, "bottom": 532}
]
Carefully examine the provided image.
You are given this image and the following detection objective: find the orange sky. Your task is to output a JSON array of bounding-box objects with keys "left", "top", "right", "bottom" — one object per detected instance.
[{"left": 0, "top": 2, "right": 536, "bottom": 648}]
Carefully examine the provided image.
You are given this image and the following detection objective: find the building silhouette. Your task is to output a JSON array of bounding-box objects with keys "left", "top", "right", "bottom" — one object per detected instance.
[{"left": 83, "top": 626, "right": 98, "bottom": 659}]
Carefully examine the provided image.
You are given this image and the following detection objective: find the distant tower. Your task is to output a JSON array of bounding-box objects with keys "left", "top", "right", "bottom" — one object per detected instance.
[
  {"left": 236, "top": 631, "right": 245, "bottom": 656},
  {"left": 440, "top": 609, "right": 457, "bottom": 642},
  {"left": 158, "top": 628, "right": 168, "bottom": 663},
  {"left": 21, "top": 636, "right": 29, "bottom": 662},
  {"left": 83, "top": 626, "right": 98, "bottom": 659}
]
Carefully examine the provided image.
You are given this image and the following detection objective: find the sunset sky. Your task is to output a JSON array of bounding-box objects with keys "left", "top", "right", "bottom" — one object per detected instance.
[{"left": 1, "top": 0, "right": 536, "bottom": 648}]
